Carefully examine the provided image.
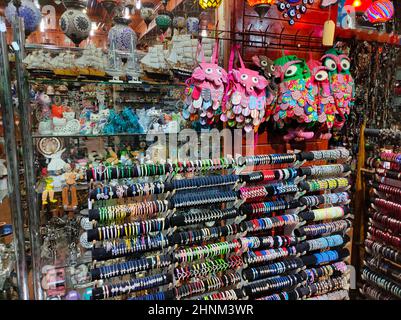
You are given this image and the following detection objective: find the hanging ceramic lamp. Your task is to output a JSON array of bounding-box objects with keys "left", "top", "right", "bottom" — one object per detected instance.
[
  {"left": 59, "top": 1, "right": 91, "bottom": 47},
  {"left": 186, "top": 17, "right": 200, "bottom": 35},
  {"left": 155, "top": 11, "right": 172, "bottom": 33},
  {"left": 173, "top": 16, "right": 186, "bottom": 31},
  {"left": 108, "top": 17, "right": 137, "bottom": 51},
  {"left": 99, "top": 0, "right": 119, "bottom": 14},
  {"left": 364, "top": 0, "right": 394, "bottom": 24},
  {"left": 199, "top": 0, "right": 223, "bottom": 10},
  {"left": 140, "top": 3, "right": 155, "bottom": 28},
  {"left": 5, "top": 0, "right": 42, "bottom": 36},
  {"left": 247, "top": 0, "right": 276, "bottom": 18}
]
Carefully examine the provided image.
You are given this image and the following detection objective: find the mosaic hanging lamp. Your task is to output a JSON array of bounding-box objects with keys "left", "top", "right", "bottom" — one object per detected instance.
[
  {"left": 59, "top": 0, "right": 91, "bottom": 46},
  {"left": 277, "top": 0, "right": 315, "bottom": 25},
  {"left": 364, "top": 0, "right": 394, "bottom": 24},
  {"left": 247, "top": 0, "right": 276, "bottom": 18},
  {"left": 5, "top": 0, "right": 41, "bottom": 36},
  {"left": 199, "top": 0, "right": 223, "bottom": 10},
  {"left": 140, "top": 2, "right": 155, "bottom": 28},
  {"left": 155, "top": 11, "right": 172, "bottom": 33}
]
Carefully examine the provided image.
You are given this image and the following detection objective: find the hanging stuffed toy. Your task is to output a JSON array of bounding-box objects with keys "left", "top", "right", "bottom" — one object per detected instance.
[
  {"left": 307, "top": 56, "right": 336, "bottom": 140},
  {"left": 183, "top": 40, "right": 228, "bottom": 127},
  {"left": 321, "top": 48, "right": 354, "bottom": 130},
  {"left": 252, "top": 55, "right": 277, "bottom": 114},
  {"left": 222, "top": 45, "right": 269, "bottom": 133},
  {"left": 273, "top": 54, "right": 318, "bottom": 141}
]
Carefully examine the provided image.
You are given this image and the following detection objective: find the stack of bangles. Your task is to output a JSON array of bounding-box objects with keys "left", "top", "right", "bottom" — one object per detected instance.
[
  {"left": 239, "top": 183, "right": 299, "bottom": 201},
  {"left": 244, "top": 214, "right": 300, "bottom": 232},
  {"left": 300, "top": 192, "right": 349, "bottom": 207},
  {"left": 299, "top": 164, "right": 351, "bottom": 178},
  {"left": 91, "top": 254, "right": 172, "bottom": 280},
  {"left": 239, "top": 168, "right": 298, "bottom": 183},
  {"left": 306, "top": 289, "right": 349, "bottom": 300},
  {"left": 299, "top": 178, "right": 349, "bottom": 192},
  {"left": 169, "top": 224, "right": 242, "bottom": 246},
  {"left": 174, "top": 272, "right": 241, "bottom": 300},
  {"left": 295, "top": 219, "right": 352, "bottom": 237},
  {"left": 298, "top": 206, "right": 346, "bottom": 222},
  {"left": 240, "top": 199, "right": 300, "bottom": 216},
  {"left": 244, "top": 273, "right": 306, "bottom": 297},
  {"left": 93, "top": 201, "right": 169, "bottom": 224},
  {"left": 170, "top": 208, "right": 238, "bottom": 227},
  {"left": 368, "top": 226, "right": 401, "bottom": 249},
  {"left": 199, "top": 289, "right": 244, "bottom": 301},
  {"left": 244, "top": 247, "right": 297, "bottom": 266},
  {"left": 304, "top": 262, "right": 348, "bottom": 284},
  {"left": 174, "top": 256, "right": 243, "bottom": 281},
  {"left": 380, "top": 152, "right": 401, "bottom": 164},
  {"left": 96, "top": 234, "right": 169, "bottom": 258},
  {"left": 240, "top": 236, "right": 298, "bottom": 250},
  {"left": 361, "top": 284, "right": 395, "bottom": 300},
  {"left": 88, "top": 218, "right": 167, "bottom": 241},
  {"left": 301, "top": 249, "right": 350, "bottom": 267},
  {"left": 242, "top": 257, "right": 304, "bottom": 281},
  {"left": 362, "top": 268, "right": 401, "bottom": 298},
  {"left": 375, "top": 183, "right": 401, "bottom": 197},
  {"left": 174, "top": 241, "right": 241, "bottom": 263},
  {"left": 237, "top": 154, "right": 298, "bottom": 166},
  {"left": 171, "top": 174, "right": 239, "bottom": 190},
  {"left": 295, "top": 235, "right": 347, "bottom": 253},
  {"left": 365, "top": 257, "right": 401, "bottom": 281},
  {"left": 364, "top": 239, "right": 401, "bottom": 264},
  {"left": 370, "top": 211, "right": 401, "bottom": 234},
  {"left": 170, "top": 190, "right": 238, "bottom": 208},
  {"left": 92, "top": 274, "right": 171, "bottom": 300},
  {"left": 86, "top": 158, "right": 236, "bottom": 182},
  {"left": 299, "top": 149, "right": 350, "bottom": 161},
  {"left": 89, "top": 181, "right": 167, "bottom": 200},
  {"left": 377, "top": 169, "right": 401, "bottom": 181},
  {"left": 374, "top": 198, "right": 401, "bottom": 219}
]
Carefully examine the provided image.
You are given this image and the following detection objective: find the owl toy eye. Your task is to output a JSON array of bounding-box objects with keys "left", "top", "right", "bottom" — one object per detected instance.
[
  {"left": 341, "top": 59, "right": 350, "bottom": 71},
  {"left": 216, "top": 68, "right": 222, "bottom": 75},
  {"left": 315, "top": 70, "right": 328, "bottom": 81},
  {"left": 241, "top": 74, "right": 249, "bottom": 81},
  {"left": 270, "top": 65, "right": 275, "bottom": 72},
  {"left": 261, "top": 60, "right": 268, "bottom": 67},
  {"left": 252, "top": 77, "right": 259, "bottom": 84},
  {"left": 285, "top": 65, "right": 298, "bottom": 77},
  {"left": 205, "top": 68, "right": 213, "bottom": 74},
  {"left": 324, "top": 58, "right": 337, "bottom": 71}
]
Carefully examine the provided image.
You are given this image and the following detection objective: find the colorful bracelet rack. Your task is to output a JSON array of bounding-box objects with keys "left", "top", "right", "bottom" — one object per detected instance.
[{"left": 299, "top": 178, "right": 349, "bottom": 192}]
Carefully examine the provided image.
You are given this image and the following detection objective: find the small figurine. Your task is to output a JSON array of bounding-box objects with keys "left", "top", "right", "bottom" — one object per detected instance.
[
  {"left": 62, "top": 164, "right": 78, "bottom": 212},
  {"left": 42, "top": 168, "right": 57, "bottom": 205}
]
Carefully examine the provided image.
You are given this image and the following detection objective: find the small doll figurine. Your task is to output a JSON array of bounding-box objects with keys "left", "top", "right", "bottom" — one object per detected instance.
[
  {"left": 62, "top": 164, "right": 78, "bottom": 212},
  {"left": 106, "top": 147, "right": 119, "bottom": 165},
  {"left": 42, "top": 168, "right": 57, "bottom": 206}
]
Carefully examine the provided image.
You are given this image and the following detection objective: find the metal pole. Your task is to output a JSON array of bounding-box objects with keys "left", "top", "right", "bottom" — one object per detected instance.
[
  {"left": 0, "top": 16, "right": 30, "bottom": 300},
  {"left": 12, "top": 17, "right": 43, "bottom": 300}
]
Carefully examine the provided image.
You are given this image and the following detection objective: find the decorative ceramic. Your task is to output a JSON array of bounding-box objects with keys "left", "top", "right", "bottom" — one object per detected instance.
[
  {"left": 140, "top": 5, "right": 155, "bottom": 27},
  {"left": 186, "top": 17, "right": 199, "bottom": 35},
  {"left": 38, "top": 120, "right": 52, "bottom": 135},
  {"left": 173, "top": 16, "right": 186, "bottom": 30},
  {"left": 59, "top": 8, "right": 91, "bottom": 46},
  {"left": 155, "top": 12, "right": 172, "bottom": 33},
  {"left": 108, "top": 17, "right": 137, "bottom": 52},
  {"left": 5, "top": 0, "right": 41, "bottom": 35}
]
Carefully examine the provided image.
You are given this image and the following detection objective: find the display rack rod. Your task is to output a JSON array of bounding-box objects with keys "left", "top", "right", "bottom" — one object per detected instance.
[
  {"left": 12, "top": 17, "right": 43, "bottom": 301},
  {"left": 0, "top": 16, "right": 30, "bottom": 300}
]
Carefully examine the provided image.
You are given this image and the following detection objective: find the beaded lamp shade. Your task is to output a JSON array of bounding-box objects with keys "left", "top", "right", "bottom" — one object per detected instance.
[
  {"left": 364, "top": 0, "right": 394, "bottom": 24},
  {"left": 5, "top": 0, "right": 41, "bottom": 35},
  {"left": 199, "top": 0, "right": 223, "bottom": 10},
  {"left": 247, "top": 0, "right": 276, "bottom": 18}
]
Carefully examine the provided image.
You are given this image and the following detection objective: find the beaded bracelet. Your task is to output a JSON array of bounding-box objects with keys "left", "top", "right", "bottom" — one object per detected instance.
[
  {"left": 300, "top": 178, "right": 349, "bottom": 192},
  {"left": 199, "top": 289, "right": 243, "bottom": 301},
  {"left": 245, "top": 247, "right": 297, "bottom": 266},
  {"left": 240, "top": 235, "right": 298, "bottom": 250},
  {"left": 361, "top": 284, "right": 395, "bottom": 300},
  {"left": 368, "top": 226, "right": 401, "bottom": 249},
  {"left": 244, "top": 214, "right": 300, "bottom": 233},
  {"left": 299, "top": 207, "right": 346, "bottom": 222},
  {"left": 370, "top": 211, "right": 401, "bottom": 234},
  {"left": 171, "top": 190, "right": 238, "bottom": 208},
  {"left": 300, "top": 192, "right": 349, "bottom": 207},
  {"left": 364, "top": 239, "right": 401, "bottom": 264},
  {"left": 174, "top": 241, "right": 241, "bottom": 263},
  {"left": 243, "top": 257, "right": 304, "bottom": 281}
]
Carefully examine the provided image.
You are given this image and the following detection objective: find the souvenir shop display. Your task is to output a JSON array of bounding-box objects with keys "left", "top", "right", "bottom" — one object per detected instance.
[{"left": 3, "top": 0, "right": 400, "bottom": 303}]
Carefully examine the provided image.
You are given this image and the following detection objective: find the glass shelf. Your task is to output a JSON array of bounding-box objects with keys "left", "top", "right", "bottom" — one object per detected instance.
[
  {"left": 31, "top": 132, "right": 180, "bottom": 139},
  {"left": 28, "top": 77, "right": 186, "bottom": 89}
]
